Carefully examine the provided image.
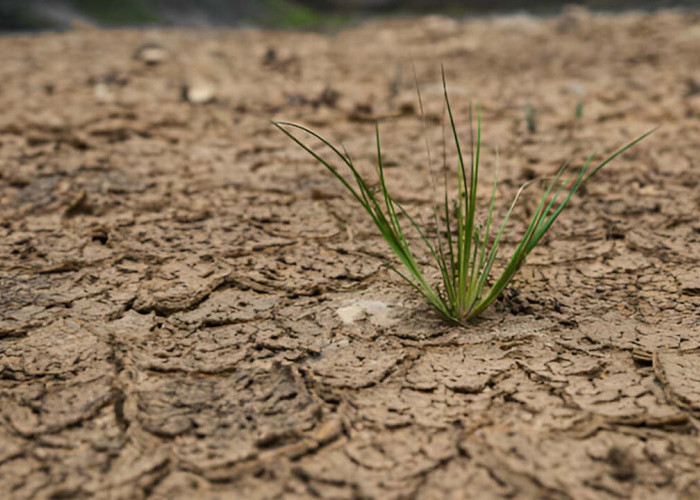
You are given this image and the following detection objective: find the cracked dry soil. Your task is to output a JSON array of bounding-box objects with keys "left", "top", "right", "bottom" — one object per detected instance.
[{"left": 1, "top": 8, "right": 700, "bottom": 499}]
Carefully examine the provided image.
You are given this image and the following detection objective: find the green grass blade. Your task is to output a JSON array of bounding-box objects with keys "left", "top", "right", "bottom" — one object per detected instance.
[
  {"left": 529, "top": 128, "right": 657, "bottom": 252},
  {"left": 465, "top": 152, "right": 499, "bottom": 310},
  {"left": 584, "top": 127, "right": 658, "bottom": 183},
  {"left": 441, "top": 68, "right": 472, "bottom": 313},
  {"left": 525, "top": 156, "right": 593, "bottom": 253},
  {"left": 466, "top": 179, "right": 534, "bottom": 316},
  {"left": 395, "top": 201, "right": 454, "bottom": 309},
  {"left": 375, "top": 124, "right": 406, "bottom": 243},
  {"left": 273, "top": 122, "right": 368, "bottom": 210}
]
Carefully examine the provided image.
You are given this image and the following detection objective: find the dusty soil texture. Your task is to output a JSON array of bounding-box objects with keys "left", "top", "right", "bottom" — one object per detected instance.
[{"left": 1, "top": 7, "right": 700, "bottom": 499}]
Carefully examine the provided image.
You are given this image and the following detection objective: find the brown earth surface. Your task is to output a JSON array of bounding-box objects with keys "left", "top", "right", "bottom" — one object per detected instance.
[{"left": 1, "top": 7, "right": 700, "bottom": 499}]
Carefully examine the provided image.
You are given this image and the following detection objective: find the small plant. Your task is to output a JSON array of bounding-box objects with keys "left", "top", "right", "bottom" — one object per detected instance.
[
  {"left": 274, "top": 73, "right": 653, "bottom": 325},
  {"left": 524, "top": 104, "right": 537, "bottom": 133}
]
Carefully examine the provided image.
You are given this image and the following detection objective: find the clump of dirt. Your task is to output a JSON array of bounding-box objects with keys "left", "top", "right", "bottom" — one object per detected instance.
[{"left": 1, "top": 8, "right": 699, "bottom": 499}]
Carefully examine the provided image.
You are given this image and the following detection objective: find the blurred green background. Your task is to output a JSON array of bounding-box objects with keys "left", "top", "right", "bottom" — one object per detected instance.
[{"left": 0, "top": 0, "right": 696, "bottom": 31}]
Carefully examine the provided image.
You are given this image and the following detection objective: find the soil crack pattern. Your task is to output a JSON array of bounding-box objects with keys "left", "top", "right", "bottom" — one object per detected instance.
[{"left": 2, "top": 8, "right": 700, "bottom": 499}]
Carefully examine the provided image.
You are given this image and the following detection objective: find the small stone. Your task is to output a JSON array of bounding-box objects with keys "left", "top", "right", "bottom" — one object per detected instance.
[
  {"left": 182, "top": 81, "right": 215, "bottom": 104},
  {"left": 133, "top": 43, "right": 168, "bottom": 66}
]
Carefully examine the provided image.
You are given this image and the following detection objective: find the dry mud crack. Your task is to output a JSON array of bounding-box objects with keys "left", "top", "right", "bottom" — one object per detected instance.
[{"left": 1, "top": 8, "right": 700, "bottom": 499}]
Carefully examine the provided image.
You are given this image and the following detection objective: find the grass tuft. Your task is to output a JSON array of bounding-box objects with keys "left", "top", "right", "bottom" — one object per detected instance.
[{"left": 274, "top": 71, "right": 654, "bottom": 325}]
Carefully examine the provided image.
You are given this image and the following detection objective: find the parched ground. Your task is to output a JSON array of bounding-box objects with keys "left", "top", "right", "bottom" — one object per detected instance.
[{"left": 1, "top": 7, "right": 700, "bottom": 499}]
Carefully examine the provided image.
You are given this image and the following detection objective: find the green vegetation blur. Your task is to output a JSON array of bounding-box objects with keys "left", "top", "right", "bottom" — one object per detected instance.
[{"left": 0, "top": 0, "right": 694, "bottom": 31}]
